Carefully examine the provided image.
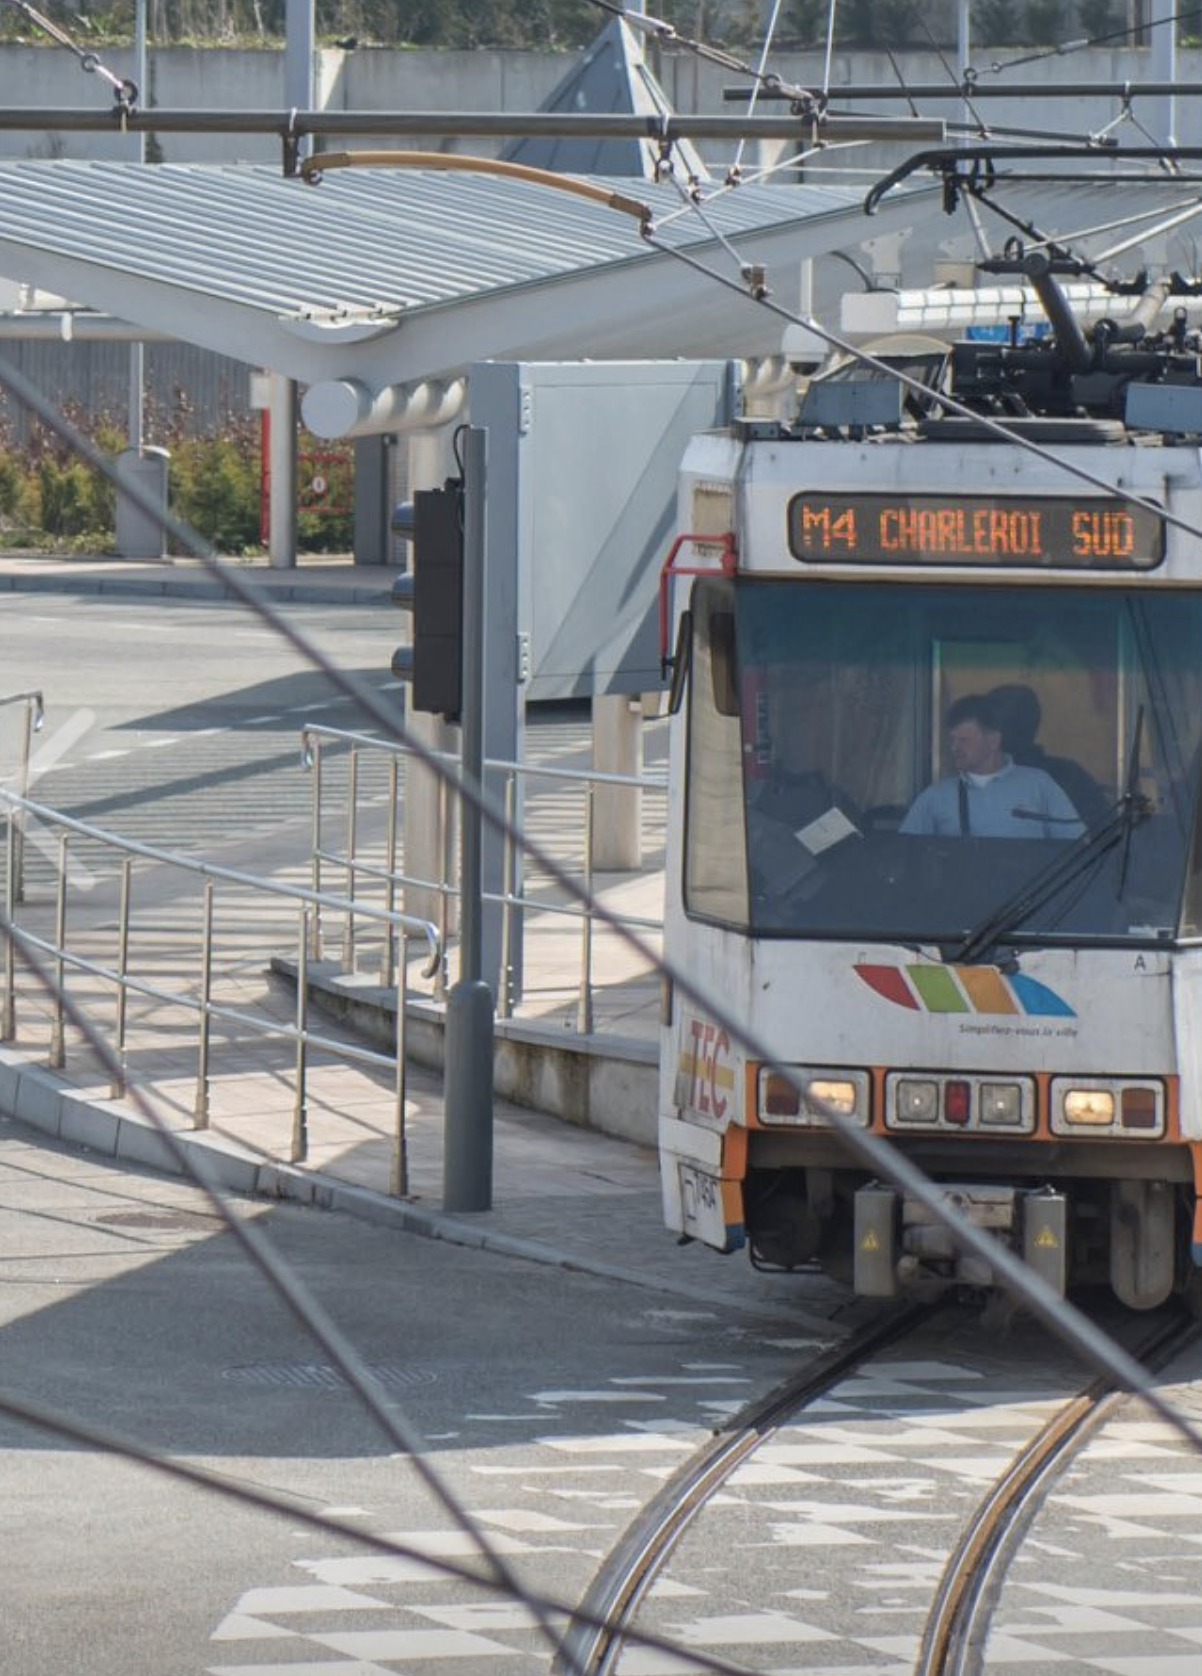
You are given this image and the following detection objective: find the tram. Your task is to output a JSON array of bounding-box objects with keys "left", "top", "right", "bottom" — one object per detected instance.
[{"left": 658, "top": 260, "right": 1202, "bottom": 1308}]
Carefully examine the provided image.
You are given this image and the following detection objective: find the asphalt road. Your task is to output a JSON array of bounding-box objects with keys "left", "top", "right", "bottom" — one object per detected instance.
[
  {"left": 0, "top": 591, "right": 406, "bottom": 881},
  {"left": 0, "top": 1120, "right": 809, "bottom": 1676}
]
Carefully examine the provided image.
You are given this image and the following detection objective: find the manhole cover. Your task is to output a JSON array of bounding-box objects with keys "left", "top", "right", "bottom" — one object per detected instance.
[{"left": 222, "top": 1362, "right": 437, "bottom": 1392}]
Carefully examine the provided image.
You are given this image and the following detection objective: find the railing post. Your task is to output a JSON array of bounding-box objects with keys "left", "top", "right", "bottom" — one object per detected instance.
[
  {"left": 577, "top": 784, "right": 595, "bottom": 1037},
  {"left": 435, "top": 775, "right": 451, "bottom": 1002},
  {"left": 391, "top": 929, "right": 408, "bottom": 1197},
  {"left": 111, "top": 858, "right": 132, "bottom": 1099},
  {"left": 497, "top": 772, "right": 517, "bottom": 1020},
  {"left": 48, "top": 833, "right": 68, "bottom": 1068},
  {"left": 341, "top": 744, "right": 358, "bottom": 971},
  {"left": 1, "top": 806, "right": 15, "bottom": 1041},
  {"left": 308, "top": 736, "right": 324, "bottom": 959},
  {"left": 291, "top": 905, "right": 309, "bottom": 1162},
  {"left": 13, "top": 694, "right": 39, "bottom": 906},
  {"left": 193, "top": 880, "right": 213, "bottom": 1129},
  {"left": 381, "top": 753, "right": 400, "bottom": 987}
]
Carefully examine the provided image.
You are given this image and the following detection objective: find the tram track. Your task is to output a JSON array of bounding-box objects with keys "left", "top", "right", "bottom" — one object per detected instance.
[
  {"left": 554, "top": 1301, "right": 938, "bottom": 1676},
  {"left": 918, "top": 1307, "right": 1202, "bottom": 1676},
  {"left": 556, "top": 1300, "right": 1201, "bottom": 1676}
]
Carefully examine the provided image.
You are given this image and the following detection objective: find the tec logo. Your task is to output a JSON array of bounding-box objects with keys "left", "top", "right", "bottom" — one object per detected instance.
[
  {"left": 676, "top": 1016, "right": 735, "bottom": 1119},
  {"left": 854, "top": 961, "right": 1075, "bottom": 1018}
]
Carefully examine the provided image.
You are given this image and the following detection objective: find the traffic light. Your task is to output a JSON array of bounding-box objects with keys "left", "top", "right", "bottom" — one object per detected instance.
[{"left": 391, "top": 479, "right": 464, "bottom": 722}]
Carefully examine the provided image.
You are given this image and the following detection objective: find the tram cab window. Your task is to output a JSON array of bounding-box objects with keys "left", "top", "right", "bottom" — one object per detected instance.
[
  {"left": 683, "top": 581, "right": 749, "bottom": 925},
  {"left": 681, "top": 576, "right": 1202, "bottom": 946}
]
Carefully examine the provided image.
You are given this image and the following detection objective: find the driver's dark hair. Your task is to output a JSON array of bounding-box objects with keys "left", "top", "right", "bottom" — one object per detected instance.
[{"left": 947, "top": 693, "right": 1000, "bottom": 734}]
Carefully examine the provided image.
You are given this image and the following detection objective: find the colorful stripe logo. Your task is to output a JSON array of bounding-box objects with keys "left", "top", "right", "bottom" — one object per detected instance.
[{"left": 854, "top": 962, "right": 1075, "bottom": 1018}]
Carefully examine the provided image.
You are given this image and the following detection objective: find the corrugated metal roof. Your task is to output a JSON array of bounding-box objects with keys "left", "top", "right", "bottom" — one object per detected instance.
[
  {"left": 0, "top": 158, "right": 869, "bottom": 321},
  {"left": 0, "top": 156, "right": 1187, "bottom": 401}
]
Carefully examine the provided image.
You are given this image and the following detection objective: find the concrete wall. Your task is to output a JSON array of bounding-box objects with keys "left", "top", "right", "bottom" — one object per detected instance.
[{"left": 0, "top": 43, "right": 1191, "bottom": 163}]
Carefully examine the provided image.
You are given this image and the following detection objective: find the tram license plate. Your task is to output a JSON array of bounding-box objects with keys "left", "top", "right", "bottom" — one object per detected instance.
[{"left": 677, "top": 1162, "right": 733, "bottom": 1249}]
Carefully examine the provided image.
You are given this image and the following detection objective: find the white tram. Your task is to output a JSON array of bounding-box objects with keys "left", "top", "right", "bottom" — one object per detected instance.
[{"left": 658, "top": 272, "right": 1202, "bottom": 1308}]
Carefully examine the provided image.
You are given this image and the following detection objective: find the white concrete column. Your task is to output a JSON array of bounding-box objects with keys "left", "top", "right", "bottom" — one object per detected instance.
[
  {"left": 592, "top": 692, "right": 642, "bottom": 871},
  {"left": 1150, "top": 0, "right": 1177, "bottom": 145},
  {"left": 284, "top": 0, "right": 316, "bottom": 136}
]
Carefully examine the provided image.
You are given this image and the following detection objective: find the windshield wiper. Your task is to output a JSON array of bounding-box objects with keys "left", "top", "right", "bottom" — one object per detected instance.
[{"left": 951, "top": 712, "right": 1151, "bottom": 965}]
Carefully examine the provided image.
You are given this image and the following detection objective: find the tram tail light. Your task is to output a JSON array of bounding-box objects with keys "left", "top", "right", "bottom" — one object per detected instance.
[
  {"left": 1121, "top": 1087, "right": 1159, "bottom": 1130},
  {"left": 756, "top": 1067, "right": 868, "bottom": 1127},
  {"left": 944, "top": 1081, "right": 971, "bottom": 1125}
]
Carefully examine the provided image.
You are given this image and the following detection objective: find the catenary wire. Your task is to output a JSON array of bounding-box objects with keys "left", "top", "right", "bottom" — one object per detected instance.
[
  {"left": 979, "top": 2, "right": 1202, "bottom": 78},
  {"left": 727, "top": 0, "right": 786, "bottom": 182},
  {"left": 820, "top": 0, "right": 837, "bottom": 97},
  {"left": 0, "top": 0, "right": 136, "bottom": 105},
  {"left": 1, "top": 351, "right": 1201, "bottom": 1470},
  {"left": 640, "top": 224, "right": 1202, "bottom": 545}
]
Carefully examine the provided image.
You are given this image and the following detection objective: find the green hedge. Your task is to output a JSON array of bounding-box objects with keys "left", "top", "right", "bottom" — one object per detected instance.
[{"left": 0, "top": 410, "right": 352, "bottom": 556}]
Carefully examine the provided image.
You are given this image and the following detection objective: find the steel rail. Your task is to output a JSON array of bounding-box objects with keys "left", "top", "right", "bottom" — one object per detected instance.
[
  {"left": 916, "top": 1310, "right": 1202, "bottom": 1676},
  {"left": 556, "top": 1302, "right": 938, "bottom": 1676}
]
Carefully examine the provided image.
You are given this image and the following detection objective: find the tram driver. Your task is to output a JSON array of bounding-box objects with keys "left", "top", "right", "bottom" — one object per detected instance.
[{"left": 901, "top": 693, "right": 1085, "bottom": 840}]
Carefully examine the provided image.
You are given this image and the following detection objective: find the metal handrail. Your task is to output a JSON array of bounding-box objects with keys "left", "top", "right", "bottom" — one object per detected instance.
[
  {"left": 300, "top": 722, "right": 668, "bottom": 792},
  {"left": 13, "top": 922, "right": 398, "bottom": 1072},
  {"left": 0, "top": 783, "right": 440, "bottom": 1194},
  {"left": 298, "top": 720, "right": 665, "bottom": 1028},
  {"left": 0, "top": 689, "right": 45, "bottom": 906},
  {"left": 0, "top": 689, "right": 44, "bottom": 717},
  {"left": 0, "top": 785, "right": 442, "bottom": 975}
]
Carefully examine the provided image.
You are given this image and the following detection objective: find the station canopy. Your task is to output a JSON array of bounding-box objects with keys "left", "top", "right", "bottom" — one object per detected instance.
[
  {"left": 0, "top": 156, "right": 940, "bottom": 382},
  {"left": 0, "top": 154, "right": 1193, "bottom": 435}
]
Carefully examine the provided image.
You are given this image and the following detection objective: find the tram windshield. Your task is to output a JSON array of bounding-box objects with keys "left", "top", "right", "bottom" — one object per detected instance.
[{"left": 684, "top": 577, "right": 1202, "bottom": 947}]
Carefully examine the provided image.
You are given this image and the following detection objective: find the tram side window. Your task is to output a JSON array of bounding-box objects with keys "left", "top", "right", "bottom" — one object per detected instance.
[{"left": 684, "top": 581, "right": 750, "bottom": 926}]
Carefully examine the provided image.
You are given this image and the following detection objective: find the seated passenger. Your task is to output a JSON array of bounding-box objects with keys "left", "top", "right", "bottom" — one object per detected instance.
[{"left": 902, "top": 693, "right": 1085, "bottom": 839}]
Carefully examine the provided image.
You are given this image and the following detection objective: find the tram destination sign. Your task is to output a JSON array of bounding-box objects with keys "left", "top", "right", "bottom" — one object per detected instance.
[{"left": 787, "top": 491, "right": 1165, "bottom": 570}]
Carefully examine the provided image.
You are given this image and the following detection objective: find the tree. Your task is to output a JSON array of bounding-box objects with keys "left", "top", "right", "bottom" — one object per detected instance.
[{"left": 973, "top": 0, "right": 1022, "bottom": 47}]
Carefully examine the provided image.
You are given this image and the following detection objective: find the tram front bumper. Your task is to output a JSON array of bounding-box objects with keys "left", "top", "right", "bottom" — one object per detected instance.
[{"left": 854, "top": 1182, "right": 1067, "bottom": 1297}]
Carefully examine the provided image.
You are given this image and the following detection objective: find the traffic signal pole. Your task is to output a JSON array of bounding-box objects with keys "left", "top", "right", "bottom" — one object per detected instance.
[{"left": 442, "top": 425, "right": 494, "bottom": 1212}]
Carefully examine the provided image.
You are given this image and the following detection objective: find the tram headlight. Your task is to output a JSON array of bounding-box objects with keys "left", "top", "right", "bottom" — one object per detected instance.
[
  {"left": 756, "top": 1067, "right": 868, "bottom": 1127},
  {"left": 1062, "top": 1088, "right": 1115, "bottom": 1125},
  {"left": 1052, "top": 1078, "right": 1164, "bottom": 1137}
]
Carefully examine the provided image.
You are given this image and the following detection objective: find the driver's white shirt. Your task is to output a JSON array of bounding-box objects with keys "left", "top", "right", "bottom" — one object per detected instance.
[{"left": 900, "top": 757, "right": 1084, "bottom": 839}]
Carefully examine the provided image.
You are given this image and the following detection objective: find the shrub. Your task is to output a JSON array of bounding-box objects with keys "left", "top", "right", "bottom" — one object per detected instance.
[
  {"left": 169, "top": 427, "right": 261, "bottom": 553},
  {"left": 0, "top": 406, "right": 352, "bottom": 557}
]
